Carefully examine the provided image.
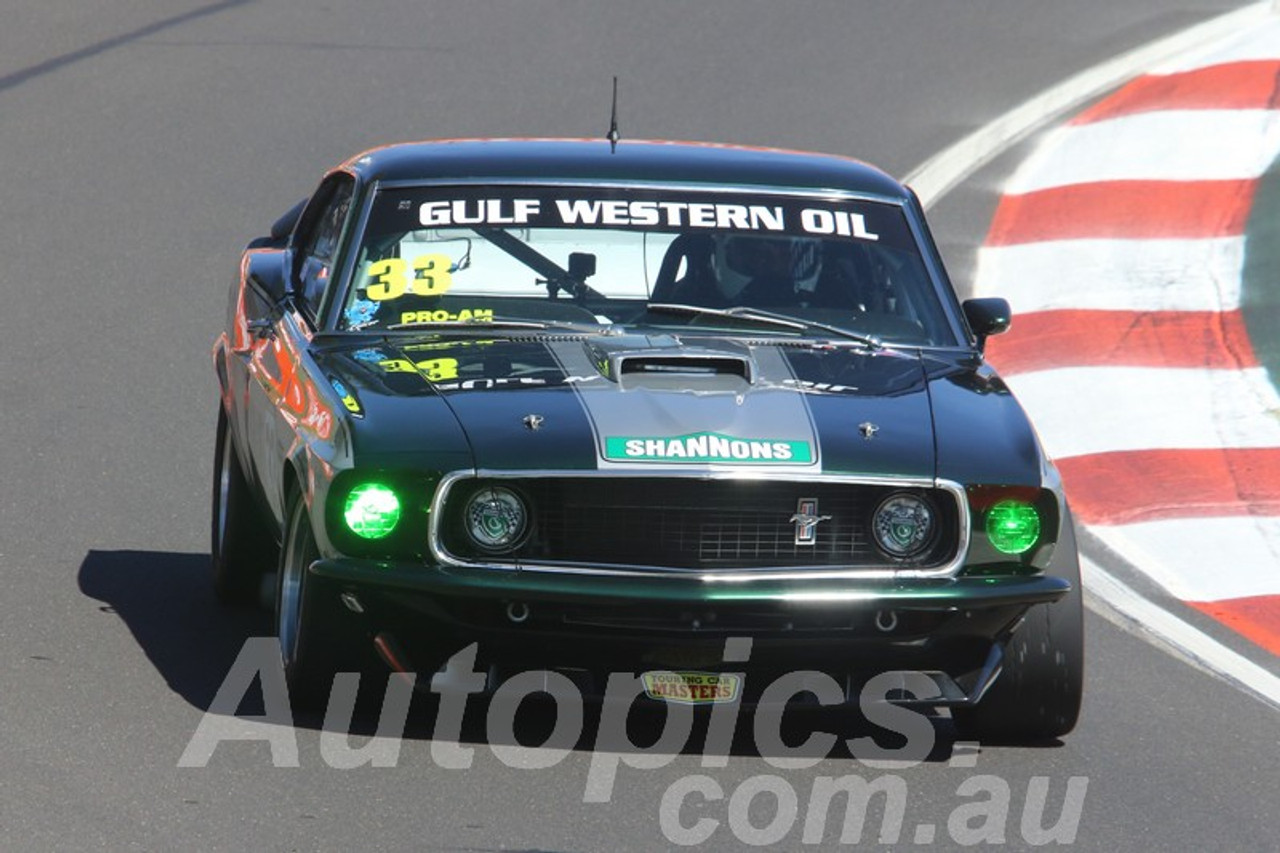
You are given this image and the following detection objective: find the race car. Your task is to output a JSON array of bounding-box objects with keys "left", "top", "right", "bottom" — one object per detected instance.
[{"left": 211, "top": 137, "right": 1082, "bottom": 739}]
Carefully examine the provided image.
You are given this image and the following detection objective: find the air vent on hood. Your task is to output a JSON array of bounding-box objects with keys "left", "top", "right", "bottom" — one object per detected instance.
[{"left": 616, "top": 353, "right": 754, "bottom": 382}]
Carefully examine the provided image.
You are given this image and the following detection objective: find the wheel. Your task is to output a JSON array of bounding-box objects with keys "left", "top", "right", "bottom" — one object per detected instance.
[
  {"left": 276, "top": 491, "right": 380, "bottom": 714},
  {"left": 954, "top": 509, "right": 1084, "bottom": 742},
  {"left": 276, "top": 491, "right": 337, "bottom": 712},
  {"left": 211, "top": 407, "right": 276, "bottom": 605}
]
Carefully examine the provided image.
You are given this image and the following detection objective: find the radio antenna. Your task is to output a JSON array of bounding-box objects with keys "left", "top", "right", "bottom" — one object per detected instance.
[{"left": 607, "top": 76, "right": 620, "bottom": 153}]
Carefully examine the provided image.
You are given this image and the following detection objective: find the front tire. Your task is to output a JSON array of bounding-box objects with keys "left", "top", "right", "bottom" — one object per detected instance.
[
  {"left": 276, "top": 490, "right": 383, "bottom": 715},
  {"left": 954, "top": 511, "right": 1084, "bottom": 742},
  {"left": 211, "top": 407, "right": 275, "bottom": 605},
  {"left": 276, "top": 491, "right": 336, "bottom": 712}
]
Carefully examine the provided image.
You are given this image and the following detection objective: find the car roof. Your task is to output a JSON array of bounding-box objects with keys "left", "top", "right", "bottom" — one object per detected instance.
[{"left": 339, "top": 138, "right": 911, "bottom": 200}]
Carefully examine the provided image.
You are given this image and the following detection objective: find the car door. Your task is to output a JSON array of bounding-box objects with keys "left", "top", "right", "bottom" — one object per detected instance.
[{"left": 242, "top": 174, "right": 355, "bottom": 525}]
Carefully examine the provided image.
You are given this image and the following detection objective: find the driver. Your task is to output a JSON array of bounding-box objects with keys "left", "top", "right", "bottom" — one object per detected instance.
[{"left": 712, "top": 234, "right": 822, "bottom": 307}]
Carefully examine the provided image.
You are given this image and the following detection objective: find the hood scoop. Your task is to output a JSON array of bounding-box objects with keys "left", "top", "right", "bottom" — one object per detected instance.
[
  {"left": 586, "top": 337, "right": 757, "bottom": 392},
  {"left": 615, "top": 350, "right": 756, "bottom": 392},
  {"left": 618, "top": 352, "right": 753, "bottom": 380}
]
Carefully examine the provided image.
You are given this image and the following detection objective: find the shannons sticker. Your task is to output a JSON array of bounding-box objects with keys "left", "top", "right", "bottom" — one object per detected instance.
[
  {"left": 604, "top": 432, "right": 813, "bottom": 464},
  {"left": 642, "top": 671, "right": 742, "bottom": 705}
]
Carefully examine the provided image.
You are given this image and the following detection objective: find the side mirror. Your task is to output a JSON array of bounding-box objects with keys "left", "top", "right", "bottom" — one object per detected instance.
[
  {"left": 246, "top": 252, "right": 290, "bottom": 306},
  {"left": 962, "top": 297, "right": 1012, "bottom": 352}
]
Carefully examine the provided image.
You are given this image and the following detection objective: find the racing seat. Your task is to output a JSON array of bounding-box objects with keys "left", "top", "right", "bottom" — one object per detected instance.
[
  {"left": 808, "top": 242, "right": 878, "bottom": 311},
  {"left": 650, "top": 234, "right": 725, "bottom": 307}
]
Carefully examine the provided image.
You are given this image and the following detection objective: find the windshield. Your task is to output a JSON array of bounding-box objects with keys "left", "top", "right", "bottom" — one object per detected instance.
[{"left": 337, "top": 185, "right": 959, "bottom": 345}]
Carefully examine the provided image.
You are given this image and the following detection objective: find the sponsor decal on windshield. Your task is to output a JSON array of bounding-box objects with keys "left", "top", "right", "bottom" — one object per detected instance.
[
  {"left": 418, "top": 196, "right": 880, "bottom": 240},
  {"left": 363, "top": 186, "right": 914, "bottom": 251},
  {"left": 604, "top": 432, "right": 813, "bottom": 464},
  {"left": 365, "top": 254, "right": 455, "bottom": 301},
  {"left": 398, "top": 307, "right": 493, "bottom": 325}
]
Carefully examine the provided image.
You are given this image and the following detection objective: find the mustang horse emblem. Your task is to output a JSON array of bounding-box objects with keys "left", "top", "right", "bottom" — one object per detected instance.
[{"left": 790, "top": 498, "right": 832, "bottom": 546}]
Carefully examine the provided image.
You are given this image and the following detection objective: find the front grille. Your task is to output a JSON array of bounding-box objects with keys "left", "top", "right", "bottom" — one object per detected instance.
[{"left": 436, "top": 476, "right": 960, "bottom": 573}]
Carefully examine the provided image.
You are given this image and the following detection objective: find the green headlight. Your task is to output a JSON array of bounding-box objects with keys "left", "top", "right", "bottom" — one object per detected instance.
[
  {"left": 986, "top": 500, "right": 1040, "bottom": 555},
  {"left": 344, "top": 483, "right": 401, "bottom": 539}
]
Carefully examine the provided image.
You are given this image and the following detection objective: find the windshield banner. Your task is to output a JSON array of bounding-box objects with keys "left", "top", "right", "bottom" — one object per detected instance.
[{"left": 367, "top": 186, "right": 914, "bottom": 250}]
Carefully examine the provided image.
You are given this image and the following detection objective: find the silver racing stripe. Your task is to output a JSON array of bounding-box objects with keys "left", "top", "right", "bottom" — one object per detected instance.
[{"left": 545, "top": 338, "right": 821, "bottom": 472}]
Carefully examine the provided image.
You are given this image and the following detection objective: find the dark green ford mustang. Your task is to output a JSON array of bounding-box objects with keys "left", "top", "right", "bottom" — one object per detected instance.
[{"left": 212, "top": 138, "right": 1082, "bottom": 739}]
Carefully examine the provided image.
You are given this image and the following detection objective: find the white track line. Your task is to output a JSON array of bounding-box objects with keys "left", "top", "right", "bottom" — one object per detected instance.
[
  {"left": 975, "top": 237, "right": 1245, "bottom": 313},
  {"left": 904, "top": 1, "right": 1278, "bottom": 205},
  {"left": 1005, "top": 110, "right": 1280, "bottom": 192},
  {"left": 1152, "top": 5, "right": 1280, "bottom": 73},
  {"left": 1084, "top": 557, "right": 1280, "bottom": 709},
  {"left": 1008, "top": 366, "right": 1280, "bottom": 457},
  {"left": 1094, "top": 521, "right": 1280, "bottom": 602}
]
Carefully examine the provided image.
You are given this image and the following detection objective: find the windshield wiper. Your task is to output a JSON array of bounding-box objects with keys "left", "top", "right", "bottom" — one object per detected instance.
[{"left": 645, "top": 303, "right": 882, "bottom": 349}]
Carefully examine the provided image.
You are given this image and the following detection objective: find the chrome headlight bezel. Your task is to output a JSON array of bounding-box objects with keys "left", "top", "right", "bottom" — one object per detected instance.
[
  {"left": 461, "top": 485, "right": 531, "bottom": 553},
  {"left": 871, "top": 492, "right": 938, "bottom": 558}
]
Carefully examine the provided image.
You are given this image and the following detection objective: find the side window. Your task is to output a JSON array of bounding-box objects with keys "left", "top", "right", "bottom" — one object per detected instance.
[{"left": 296, "top": 177, "right": 355, "bottom": 322}]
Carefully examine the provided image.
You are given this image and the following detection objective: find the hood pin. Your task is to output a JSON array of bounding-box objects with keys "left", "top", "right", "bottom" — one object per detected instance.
[
  {"left": 523, "top": 414, "right": 545, "bottom": 431},
  {"left": 858, "top": 422, "right": 879, "bottom": 440}
]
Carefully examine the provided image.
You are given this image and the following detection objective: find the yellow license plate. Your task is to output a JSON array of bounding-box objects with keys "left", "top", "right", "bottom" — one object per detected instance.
[{"left": 641, "top": 671, "right": 742, "bottom": 705}]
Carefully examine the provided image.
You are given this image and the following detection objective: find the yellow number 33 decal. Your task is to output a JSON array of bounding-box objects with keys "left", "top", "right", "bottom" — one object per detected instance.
[{"left": 365, "top": 254, "right": 454, "bottom": 301}]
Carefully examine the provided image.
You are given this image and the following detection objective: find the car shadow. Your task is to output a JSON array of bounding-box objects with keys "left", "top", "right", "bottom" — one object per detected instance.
[
  {"left": 77, "top": 549, "right": 271, "bottom": 710},
  {"left": 78, "top": 549, "right": 1055, "bottom": 762}
]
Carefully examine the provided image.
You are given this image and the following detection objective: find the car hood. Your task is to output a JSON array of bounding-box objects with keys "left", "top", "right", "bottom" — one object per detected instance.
[{"left": 317, "top": 332, "right": 1040, "bottom": 483}]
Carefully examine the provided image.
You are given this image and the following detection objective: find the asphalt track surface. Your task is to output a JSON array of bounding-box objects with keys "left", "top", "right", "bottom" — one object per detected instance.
[{"left": 1, "top": 2, "right": 1276, "bottom": 850}]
